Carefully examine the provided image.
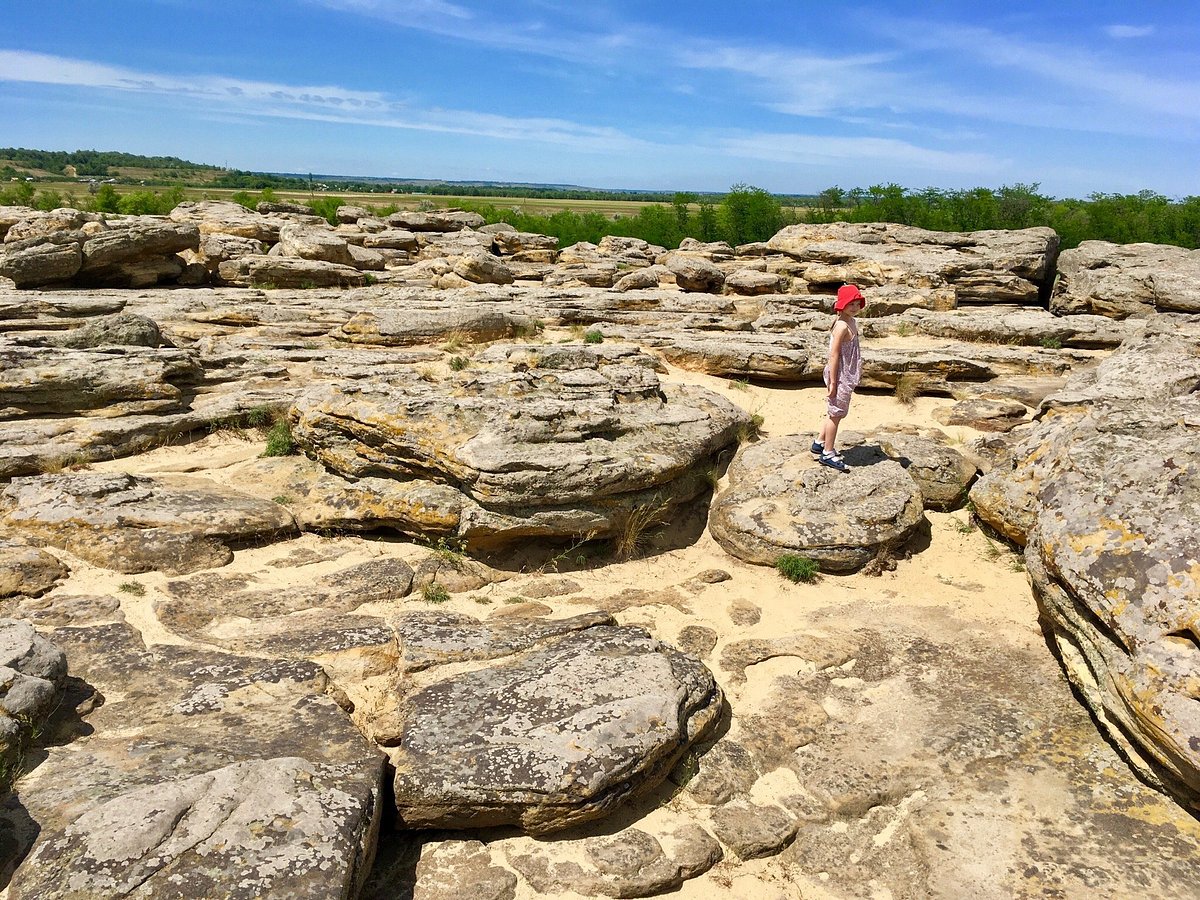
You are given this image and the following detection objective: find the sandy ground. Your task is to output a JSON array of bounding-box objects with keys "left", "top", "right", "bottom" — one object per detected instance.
[{"left": 66, "top": 369, "right": 1058, "bottom": 898}]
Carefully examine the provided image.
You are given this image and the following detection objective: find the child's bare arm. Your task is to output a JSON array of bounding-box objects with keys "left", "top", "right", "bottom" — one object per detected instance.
[{"left": 827, "top": 323, "right": 847, "bottom": 395}]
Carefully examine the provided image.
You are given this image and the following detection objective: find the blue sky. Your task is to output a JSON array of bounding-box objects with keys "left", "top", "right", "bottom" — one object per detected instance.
[{"left": 1, "top": 1, "right": 1197, "bottom": 197}]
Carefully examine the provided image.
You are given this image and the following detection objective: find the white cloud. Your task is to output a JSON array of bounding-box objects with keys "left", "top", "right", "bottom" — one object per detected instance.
[
  {"left": 1104, "top": 24, "right": 1155, "bottom": 39},
  {"left": 0, "top": 50, "right": 648, "bottom": 154},
  {"left": 717, "top": 132, "right": 1001, "bottom": 175}
]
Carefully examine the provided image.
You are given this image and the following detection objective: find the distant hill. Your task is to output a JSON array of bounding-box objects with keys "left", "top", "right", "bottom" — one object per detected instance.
[{"left": 0, "top": 148, "right": 214, "bottom": 178}]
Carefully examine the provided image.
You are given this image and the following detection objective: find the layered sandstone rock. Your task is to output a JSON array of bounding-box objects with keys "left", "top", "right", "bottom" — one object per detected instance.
[
  {"left": 767, "top": 222, "right": 1059, "bottom": 305},
  {"left": 1052, "top": 240, "right": 1200, "bottom": 317}
]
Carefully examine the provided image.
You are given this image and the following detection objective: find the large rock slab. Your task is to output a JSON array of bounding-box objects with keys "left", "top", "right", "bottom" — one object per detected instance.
[
  {"left": 388, "top": 623, "right": 723, "bottom": 833},
  {"left": 291, "top": 342, "right": 747, "bottom": 548},
  {"left": 0, "top": 473, "right": 297, "bottom": 574},
  {"left": 767, "top": 222, "right": 1058, "bottom": 305},
  {"left": 1052, "top": 240, "right": 1200, "bottom": 318},
  {"left": 0, "top": 344, "right": 202, "bottom": 417},
  {"left": 276, "top": 222, "right": 356, "bottom": 267},
  {"left": 0, "top": 538, "right": 68, "bottom": 598},
  {"left": 217, "top": 254, "right": 368, "bottom": 288},
  {"left": 710, "top": 435, "right": 926, "bottom": 572},
  {"left": 77, "top": 219, "right": 200, "bottom": 287},
  {"left": 1, "top": 618, "right": 384, "bottom": 899},
  {"left": 0, "top": 619, "right": 67, "bottom": 794},
  {"left": 0, "top": 232, "right": 84, "bottom": 288},
  {"left": 971, "top": 321, "right": 1200, "bottom": 813},
  {"left": 170, "top": 200, "right": 283, "bottom": 242}
]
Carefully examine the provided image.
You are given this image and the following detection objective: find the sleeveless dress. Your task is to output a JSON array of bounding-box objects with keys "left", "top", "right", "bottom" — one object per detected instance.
[{"left": 823, "top": 323, "right": 861, "bottom": 416}]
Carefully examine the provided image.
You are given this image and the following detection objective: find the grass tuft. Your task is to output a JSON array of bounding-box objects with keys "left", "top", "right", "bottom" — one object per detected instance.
[
  {"left": 776, "top": 554, "right": 820, "bottom": 584},
  {"left": 894, "top": 373, "right": 923, "bottom": 406},
  {"left": 421, "top": 582, "right": 451, "bottom": 604},
  {"left": 612, "top": 498, "right": 671, "bottom": 560},
  {"left": 261, "top": 420, "right": 296, "bottom": 457},
  {"left": 583, "top": 329, "right": 604, "bottom": 344}
]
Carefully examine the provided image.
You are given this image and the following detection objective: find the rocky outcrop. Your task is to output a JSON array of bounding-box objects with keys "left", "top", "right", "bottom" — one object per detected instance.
[
  {"left": 0, "top": 472, "right": 297, "bottom": 574},
  {"left": 971, "top": 321, "right": 1200, "bottom": 812},
  {"left": 389, "top": 621, "right": 723, "bottom": 833},
  {"left": 0, "top": 538, "right": 68, "bottom": 598},
  {"left": 2, "top": 616, "right": 385, "bottom": 900},
  {"left": 0, "top": 619, "right": 67, "bottom": 794},
  {"left": 709, "top": 435, "right": 927, "bottom": 572},
  {"left": 291, "top": 342, "right": 747, "bottom": 547},
  {"left": 1051, "top": 240, "right": 1200, "bottom": 318},
  {"left": 767, "top": 222, "right": 1059, "bottom": 305}
]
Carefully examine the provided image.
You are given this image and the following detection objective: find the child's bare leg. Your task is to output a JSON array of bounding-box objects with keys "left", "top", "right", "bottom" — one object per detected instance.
[{"left": 821, "top": 415, "right": 843, "bottom": 454}]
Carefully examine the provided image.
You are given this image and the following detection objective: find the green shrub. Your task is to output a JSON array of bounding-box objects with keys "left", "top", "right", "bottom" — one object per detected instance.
[
  {"left": 449, "top": 355, "right": 469, "bottom": 371},
  {"left": 583, "top": 329, "right": 603, "bottom": 344},
  {"left": 421, "top": 582, "right": 450, "bottom": 604},
  {"left": 1039, "top": 335, "right": 1063, "bottom": 349},
  {"left": 261, "top": 420, "right": 296, "bottom": 457},
  {"left": 776, "top": 554, "right": 819, "bottom": 583},
  {"left": 246, "top": 405, "right": 273, "bottom": 428}
]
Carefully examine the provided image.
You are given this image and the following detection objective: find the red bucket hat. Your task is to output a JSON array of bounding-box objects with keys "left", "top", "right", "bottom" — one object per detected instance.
[{"left": 834, "top": 284, "right": 865, "bottom": 311}]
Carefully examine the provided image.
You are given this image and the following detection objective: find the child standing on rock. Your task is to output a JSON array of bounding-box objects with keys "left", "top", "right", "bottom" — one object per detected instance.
[{"left": 813, "top": 284, "right": 866, "bottom": 472}]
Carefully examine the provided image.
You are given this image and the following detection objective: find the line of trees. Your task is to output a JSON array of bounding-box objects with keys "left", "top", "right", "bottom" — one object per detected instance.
[
  {"left": 0, "top": 147, "right": 205, "bottom": 178},
  {"left": 807, "top": 183, "right": 1200, "bottom": 250},
  {"left": 2, "top": 176, "right": 1196, "bottom": 251}
]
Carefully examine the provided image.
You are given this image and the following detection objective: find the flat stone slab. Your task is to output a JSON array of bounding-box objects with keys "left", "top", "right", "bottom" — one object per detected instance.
[
  {"left": 709, "top": 435, "right": 926, "bottom": 572},
  {"left": 388, "top": 623, "right": 723, "bottom": 834},
  {"left": 1, "top": 617, "right": 385, "bottom": 899},
  {"left": 0, "top": 472, "right": 298, "bottom": 574}
]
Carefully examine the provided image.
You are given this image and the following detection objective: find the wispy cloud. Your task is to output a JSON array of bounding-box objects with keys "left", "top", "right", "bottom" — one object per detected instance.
[
  {"left": 0, "top": 50, "right": 648, "bottom": 154},
  {"left": 717, "top": 132, "right": 1001, "bottom": 175},
  {"left": 1104, "top": 24, "right": 1155, "bottom": 39}
]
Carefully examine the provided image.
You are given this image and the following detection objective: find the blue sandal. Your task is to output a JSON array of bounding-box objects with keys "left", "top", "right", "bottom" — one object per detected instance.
[
  {"left": 817, "top": 451, "right": 849, "bottom": 472},
  {"left": 810, "top": 441, "right": 824, "bottom": 455}
]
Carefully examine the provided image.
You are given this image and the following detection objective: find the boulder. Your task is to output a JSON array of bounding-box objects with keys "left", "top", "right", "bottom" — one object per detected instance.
[
  {"left": 48, "top": 312, "right": 163, "bottom": 348},
  {"left": 3, "top": 209, "right": 94, "bottom": 244},
  {"left": 0, "top": 619, "right": 68, "bottom": 794},
  {"left": 217, "top": 255, "right": 367, "bottom": 288},
  {"left": 0, "top": 472, "right": 298, "bottom": 574},
  {"left": 77, "top": 219, "right": 200, "bottom": 286},
  {"left": 661, "top": 252, "right": 725, "bottom": 293},
  {"left": 362, "top": 228, "right": 418, "bottom": 251},
  {"left": 2, "top": 621, "right": 384, "bottom": 900},
  {"left": 1051, "top": 240, "right": 1200, "bottom": 318},
  {"left": 389, "top": 623, "right": 723, "bottom": 833},
  {"left": 709, "top": 435, "right": 926, "bottom": 572},
  {"left": 336, "top": 205, "right": 371, "bottom": 223},
  {"left": 0, "top": 537, "right": 67, "bottom": 598},
  {"left": 387, "top": 209, "right": 485, "bottom": 232},
  {"left": 767, "top": 222, "right": 1059, "bottom": 305},
  {"left": 0, "top": 231, "right": 84, "bottom": 287},
  {"left": 493, "top": 231, "right": 559, "bottom": 255},
  {"left": 290, "top": 343, "right": 747, "bottom": 548},
  {"left": 185, "top": 232, "right": 266, "bottom": 272},
  {"left": 724, "top": 269, "right": 783, "bottom": 295},
  {"left": 170, "top": 200, "right": 283, "bottom": 242},
  {"left": 453, "top": 249, "right": 515, "bottom": 285},
  {"left": 276, "top": 222, "right": 356, "bottom": 267}
]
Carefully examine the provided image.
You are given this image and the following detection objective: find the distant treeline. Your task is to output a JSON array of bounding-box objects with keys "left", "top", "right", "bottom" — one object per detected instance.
[
  {"left": 0, "top": 147, "right": 206, "bottom": 178},
  {"left": 806, "top": 183, "right": 1200, "bottom": 251},
  {"left": 211, "top": 169, "right": 775, "bottom": 205},
  {"left": 1, "top": 174, "right": 1196, "bottom": 251}
]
